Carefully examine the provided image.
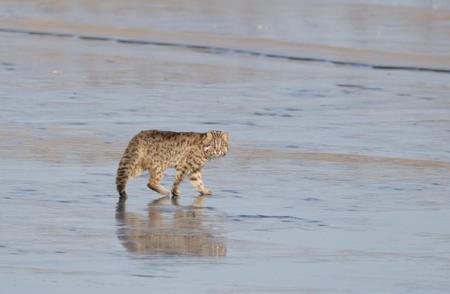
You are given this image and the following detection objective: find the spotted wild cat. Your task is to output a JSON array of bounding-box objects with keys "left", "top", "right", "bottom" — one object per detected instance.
[{"left": 116, "top": 130, "right": 229, "bottom": 200}]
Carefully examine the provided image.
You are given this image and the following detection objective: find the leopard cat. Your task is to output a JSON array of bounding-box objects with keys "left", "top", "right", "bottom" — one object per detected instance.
[{"left": 116, "top": 130, "right": 229, "bottom": 200}]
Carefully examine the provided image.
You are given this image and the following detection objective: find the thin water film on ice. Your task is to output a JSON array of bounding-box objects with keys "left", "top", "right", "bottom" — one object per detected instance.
[{"left": 0, "top": 1, "right": 450, "bottom": 293}]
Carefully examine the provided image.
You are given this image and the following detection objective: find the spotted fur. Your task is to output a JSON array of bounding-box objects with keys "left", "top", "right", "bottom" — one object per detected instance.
[{"left": 116, "top": 130, "right": 229, "bottom": 200}]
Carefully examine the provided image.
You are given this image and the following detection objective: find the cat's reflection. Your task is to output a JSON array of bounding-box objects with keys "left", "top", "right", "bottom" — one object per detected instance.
[{"left": 116, "top": 196, "right": 226, "bottom": 256}]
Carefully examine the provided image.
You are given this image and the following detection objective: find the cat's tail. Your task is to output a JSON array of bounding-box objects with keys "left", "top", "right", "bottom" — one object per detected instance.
[{"left": 116, "top": 145, "right": 143, "bottom": 200}]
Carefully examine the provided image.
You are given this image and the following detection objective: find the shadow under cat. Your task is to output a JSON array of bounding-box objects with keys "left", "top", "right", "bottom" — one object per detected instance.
[{"left": 116, "top": 196, "right": 227, "bottom": 257}]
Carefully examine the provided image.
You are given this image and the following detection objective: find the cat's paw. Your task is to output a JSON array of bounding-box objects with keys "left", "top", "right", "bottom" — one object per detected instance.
[
  {"left": 171, "top": 188, "right": 181, "bottom": 197},
  {"left": 200, "top": 189, "right": 212, "bottom": 196}
]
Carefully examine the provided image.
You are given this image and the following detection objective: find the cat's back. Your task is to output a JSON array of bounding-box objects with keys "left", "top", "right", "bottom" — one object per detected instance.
[{"left": 132, "top": 130, "right": 203, "bottom": 147}]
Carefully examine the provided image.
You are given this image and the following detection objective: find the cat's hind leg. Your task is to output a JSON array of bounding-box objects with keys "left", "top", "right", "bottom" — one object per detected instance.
[
  {"left": 171, "top": 166, "right": 190, "bottom": 197},
  {"left": 147, "top": 170, "right": 170, "bottom": 197},
  {"left": 189, "top": 170, "right": 212, "bottom": 196}
]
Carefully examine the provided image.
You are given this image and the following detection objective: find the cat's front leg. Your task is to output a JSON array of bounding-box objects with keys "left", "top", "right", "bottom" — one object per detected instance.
[{"left": 189, "top": 170, "right": 212, "bottom": 196}]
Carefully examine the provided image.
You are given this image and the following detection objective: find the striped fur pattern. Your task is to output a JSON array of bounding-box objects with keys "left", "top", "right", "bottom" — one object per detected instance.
[{"left": 116, "top": 130, "right": 229, "bottom": 200}]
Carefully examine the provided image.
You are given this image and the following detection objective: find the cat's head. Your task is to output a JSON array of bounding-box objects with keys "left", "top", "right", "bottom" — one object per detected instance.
[{"left": 203, "top": 131, "right": 229, "bottom": 158}]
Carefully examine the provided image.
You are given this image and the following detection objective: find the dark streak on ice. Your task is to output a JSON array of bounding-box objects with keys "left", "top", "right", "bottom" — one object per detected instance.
[
  {"left": 1, "top": 28, "right": 449, "bottom": 74},
  {"left": 231, "top": 214, "right": 324, "bottom": 226}
]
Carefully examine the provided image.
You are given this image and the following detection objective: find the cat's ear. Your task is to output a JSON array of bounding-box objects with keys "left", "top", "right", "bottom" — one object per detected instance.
[
  {"left": 221, "top": 132, "right": 229, "bottom": 142},
  {"left": 205, "top": 131, "right": 213, "bottom": 142}
]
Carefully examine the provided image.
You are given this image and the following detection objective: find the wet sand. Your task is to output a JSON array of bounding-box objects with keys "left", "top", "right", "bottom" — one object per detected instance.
[{"left": 1, "top": 1, "right": 450, "bottom": 293}]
